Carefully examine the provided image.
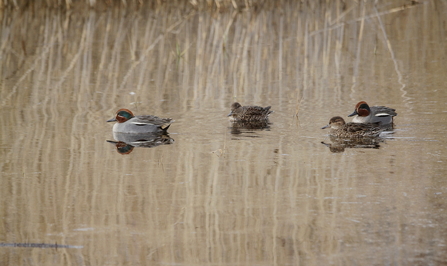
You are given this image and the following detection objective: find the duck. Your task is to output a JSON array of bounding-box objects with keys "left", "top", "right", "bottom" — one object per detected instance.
[
  {"left": 107, "top": 109, "right": 172, "bottom": 134},
  {"left": 348, "top": 101, "right": 397, "bottom": 125},
  {"left": 322, "top": 116, "right": 383, "bottom": 138},
  {"left": 228, "top": 102, "right": 273, "bottom": 122}
]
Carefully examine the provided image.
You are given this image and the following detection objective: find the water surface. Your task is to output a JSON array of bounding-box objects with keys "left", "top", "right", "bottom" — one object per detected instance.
[{"left": 1, "top": 1, "right": 447, "bottom": 265}]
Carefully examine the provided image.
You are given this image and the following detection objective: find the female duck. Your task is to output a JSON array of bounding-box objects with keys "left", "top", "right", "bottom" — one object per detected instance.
[
  {"left": 348, "top": 101, "right": 397, "bottom": 125},
  {"left": 322, "top": 116, "right": 382, "bottom": 138},
  {"left": 107, "top": 109, "right": 172, "bottom": 134},
  {"left": 228, "top": 102, "right": 273, "bottom": 122}
]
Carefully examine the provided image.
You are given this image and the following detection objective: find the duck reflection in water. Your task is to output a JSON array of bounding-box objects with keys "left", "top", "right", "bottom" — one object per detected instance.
[
  {"left": 107, "top": 132, "right": 174, "bottom": 155},
  {"left": 321, "top": 137, "right": 383, "bottom": 153},
  {"left": 229, "top": 120, "right": 271, "bottom": 135},
  {"left": 321, "top": 116, "right": 387, "bottom": 153}
]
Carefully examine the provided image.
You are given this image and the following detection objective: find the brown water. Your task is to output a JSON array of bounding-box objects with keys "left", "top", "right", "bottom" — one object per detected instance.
[{"left": 1, "top": 1, "right": 447, "bottom": 265}]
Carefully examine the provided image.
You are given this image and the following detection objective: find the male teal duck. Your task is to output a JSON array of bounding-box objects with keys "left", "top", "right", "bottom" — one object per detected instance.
[{"left": 107, "top": 109, "right": 172, "bottom": 134}]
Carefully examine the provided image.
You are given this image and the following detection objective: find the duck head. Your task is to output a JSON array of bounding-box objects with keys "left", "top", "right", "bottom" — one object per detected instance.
[
  {"left": 107, "top": 109, "right": 135, "bottom": 123},
  {"left": 228, "top": 102, "right": 242, "bottom": 116},
  {"left": 322, "top": 116, "right": 346, "bottom": 130},
  {"left": 348, "top": 101, "right": 371, "bottom": 117}
]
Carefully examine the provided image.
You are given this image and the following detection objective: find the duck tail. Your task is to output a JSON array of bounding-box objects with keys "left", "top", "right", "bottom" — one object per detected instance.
[{"left": 161, "top": 124, "right": 171, "bottom": 132}]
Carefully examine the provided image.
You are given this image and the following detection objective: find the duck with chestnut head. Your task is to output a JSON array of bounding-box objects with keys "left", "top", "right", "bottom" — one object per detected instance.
[
  {"left": 348, "top": 101, "right": 397, "bottom": 126},
  {"left": 107, "top": 109, "right": 172, "bottom": 134}
]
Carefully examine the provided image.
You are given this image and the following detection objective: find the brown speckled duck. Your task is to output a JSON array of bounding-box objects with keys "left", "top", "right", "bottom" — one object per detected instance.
[
  {"left": 228, "top": 102, "right": 273, "bottom": 122},
  {"left": 322, "top": 116, "right": 383, "bottom": 138}
]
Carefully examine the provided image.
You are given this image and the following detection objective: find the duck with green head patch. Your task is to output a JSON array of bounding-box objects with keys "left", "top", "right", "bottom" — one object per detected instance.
[
  {"left": 348, "top": 101, "right": 397, "bottom": 126},
  {"left": 107, "top": 109, "right": 172, "bottom": 134}
]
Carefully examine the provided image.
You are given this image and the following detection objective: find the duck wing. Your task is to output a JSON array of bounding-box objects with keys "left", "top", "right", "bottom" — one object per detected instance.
[
  {"left": 373, "top": 106, "right": 397, "bottom": 117},
  {"left": 133, "top": 115, "right": 172, "bottom": 126},
  {"left": 344, "top": 123, "right": 380, "bottom": 133},
  {"left": 242, "top": 106, "right": 272, "bottom": 116}
]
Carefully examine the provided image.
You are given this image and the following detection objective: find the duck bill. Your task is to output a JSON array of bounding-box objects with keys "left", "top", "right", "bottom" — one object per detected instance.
[
  {"left": 321, "top": 124, "right": 330, "bottom": 129},
  {"left": 227, "top": 112, "right": 233, "bottom": 117},
  {"left": 347, "top": 110, "right": 358, "bottom": 117},
  {"left": 107, "top": 118, "right": 117, "bottom": 122}
]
